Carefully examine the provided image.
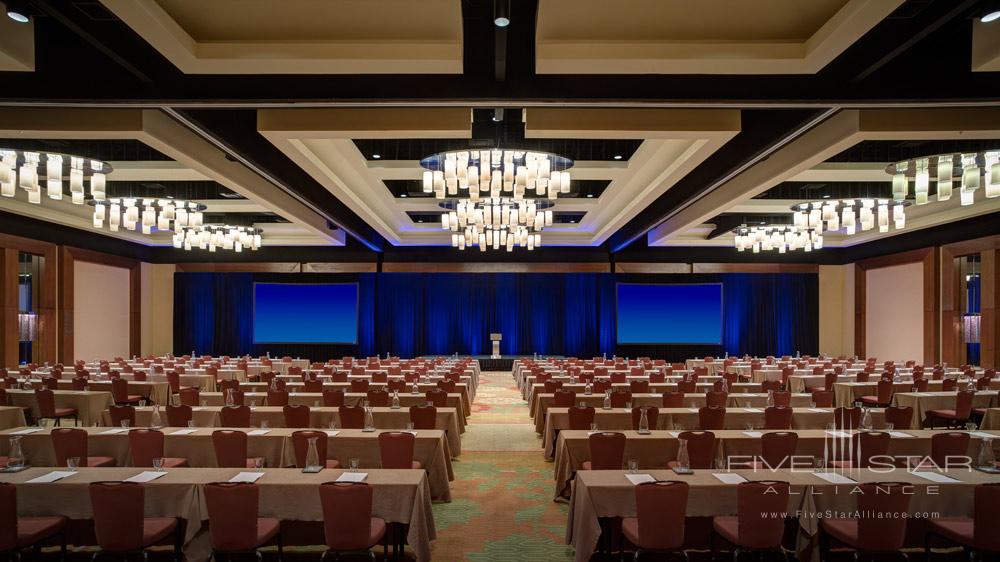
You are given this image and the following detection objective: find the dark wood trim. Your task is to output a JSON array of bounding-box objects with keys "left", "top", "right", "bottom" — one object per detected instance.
[
  {"left": 940, "top": 235, "right": 1000, "bottom": 369},
  {"left": 60, "top": 247, "right": 141, "bottom": 361},
  {"left": 691, "top": 263, "right": 819, "bottom": 274},
  {"left": 381, "top": 262, "right": 612, "bottom": 273},
  {"left": 0, "top": 249, "right": 18, "bottom": 368},
  {"left": 175, "top": 262, "right": 302, "bottom": 273},
  {"left": 941, "top": 245, "right": 964, "bottom": 367},
  {"left": 614, "top": 263, "right": 692, "bottom": 274},
  {"left": 982, "top": 249, "right": 998, "bottom": 369},
  {"left": 0, "top": 235, "right": 58, "bottom": 365},
  {"left": 302, "top": 263, "right": 378, "bottom": 273},
  {"left": 854, "top": 247, "right": 938, "bottom": 365}
]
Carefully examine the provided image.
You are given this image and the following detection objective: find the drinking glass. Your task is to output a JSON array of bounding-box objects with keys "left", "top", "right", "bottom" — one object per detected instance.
[
  {"left": 406, "top": 422, "right": 415, "bottom": 431},
  {"left": 120, "top": 419, "right": 130, "bottom": 429},
  {"left": 813, "top": 457, "right": 825, "bottom": 472},
  {"left": 152, "top": 458, "right": 164, "bottom": 471},
  {"left": 627, "top": 459, "right": 639, "bottom": 474},
  {"left": 260, "top": 420, "right": 269, "bottom": 429},
  {"left": 252, "top": 457, "right": 264, "bottom": 472},
  {"left": 139, "top": 400, "right": 147, "bottom": 408},
  {"left": 66, "top": 457, "right": 80, "bottom": 471},
  {"left": 329, "top": 419, "right": 339, "bottom": 430},
  {"left": 745, "top": 422, "right": 755, "bottom": 431},
  {"left": 966, "top": 422, "right": 978, "bottom": 432},
  {"left": 624, "top": 402, "right": 632, "bottom": 410},
  {"left": 884, "top": 422, "right": 894, "bottom": 431},
  {"left": 349, "top": 458, "right": 360, "bottom": 472},
  {"left": 187, "top": 420, "right": 195, "bottom": 428},
  {"left": 590, "top": 422, "right": 598, "bottom": 432}
]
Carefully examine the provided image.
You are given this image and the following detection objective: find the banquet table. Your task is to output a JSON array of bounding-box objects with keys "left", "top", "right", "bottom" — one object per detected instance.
[
  {"left": 551, "top": 428, "right": 1000, "bottom": 499},
  {"left": 0, "top": 406, "right": 26, "bottom": 429},
  {"left": 892, "top": 391, "right": 1000, "bottom": 429},
  {"left": 25, "top": 371, "right": 217, "bottom": 393},
  {"left": 99, "top": 406, "right": 465, "bottom": 456},
  {"left": 6, "top": 389, "right": 112, "bottom": 425},
  {"left": 245, "top": 381, "right": 474, "bottom": 413},
  {"left": 566, "top": 467, "right": 998, "bottom": 562},
  {"left": 539, "top": 406, "right": 886, "bottom": 459},
  {"left": 982, "top": 408, "right": 1000, "bottom": 429},
  {"left": 789, "top": 374, "right": 933, "bottom": 394},
  {"left": 0, "top": 466, "right": 436, "bottom": 561},
  {"left": 0, "top": 426, "right": 454, "bottom": 502},
  {"left": 833, "top": 381, "right": 953, "bottom": 408},
  {"left": 527, "top": 383, "right": 762, "bottom": 416}
]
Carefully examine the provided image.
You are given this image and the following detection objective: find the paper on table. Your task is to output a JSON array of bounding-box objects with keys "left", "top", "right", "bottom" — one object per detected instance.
[
  {"left": 888, "top": 431, "right": 914, "bottom": 438},
  {"left": 713, "top": 473, "right": 748, "bottom": 484},
  {"left": 668, "top": 431, "right": 681, "bottom": 437},
  {"left": 970, "top": 432, "right": 998, "bottom": 440},
  {"left": 228, "top": 472, "right": 265, "bottom": 483},
  {"left": 10, "top": 428, "right": 44, "bottom": 435},
  {"left": 814, "top": 472, "right": 856, "bottom": 484},
  {"left": 825, "top": 430, "right": 851, "bottom": 438},
  {"left": 125, "top": 471, "right": 167, "bottom": 483},
  {"left": 743, "top": 408, "right": 763, "bottom": 413},
  {"left": 809, "top": 408, "right": 830, "bottom": 413},
  {"left": 625, "top": 474, "right": 656, "bottom": 485},
  {"left": 687, "top": 408, "right": 700, "bottom": 413},
  {"left": 743, "top": 431, "right": 763, "bottom": 438},
  {"left": 325, "top": 430, "right": 340, "bottom": 437},
  {"left": 170, "top": 429, "right": 198, "bottom": 435},
  {"left": 99, "top": 428, "right": 131, "bottom": 435},
  {"left": 248, "top": 429, "right": 270, "bottom": 436},
  {"left": 336, "top": 472, "right": 368, "bottom": 483},
  {"left": 910, "top": 471, "right": 961, "bottom": 483},
  {"left": 26, "top": 471, "right": 77, "bottom": 484}
]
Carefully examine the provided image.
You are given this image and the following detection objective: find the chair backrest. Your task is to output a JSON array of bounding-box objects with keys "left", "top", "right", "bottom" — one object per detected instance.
[
  {"left": 678, "top": 431, "right": 715, "bottom": 469},
  {"left": 811, "top": 389, "right": 833, "bottom": 407},
  {"left": 378, "top": 431, "right": 415, "bottom": 468},
  {"left": 219, "top": 405, "right": 251, "bottom": 428},
  {"left": 425, "top": 389, "right": 447, "bottom": 407},
  {"left": 955, "top": 390, "right": 976, "bottom": 419},
  {"left": 772, "top": 391, "right": 791, "bottom": 408},
  {"left": 386, "top": 379, "right": 406, "bottom": 393},
  {"left": 227, "top": 390, "right": 245, "bottom": 407},
  {"left": 35, "top": 388, "right": 57, "bottom": 417},
  {"left": 587, "top": 432, "right": 626, "bottom": 469},
  {"left": 89, "top": 482, "right": 145, "bottom": 551},
  {"left": 609, "top": 372, "right": 626, "bottom": 384},
  {"left": 323, "top": 389, "right": 345, "bottom": 407},
  {"left": 855, "top": 482, "right": 911, "bottom": 551},
  {"left": 212, "top": 430, "right": 248, "bottom": 467},
  {"left": 824, "top": 372, "right": 838, "bottom": 391},
  {"left": 51, "top": 427, "right": 90, "bottom": 466},
  {"left": 366, "top": 389, "right": 389, "bottom": 407},
  {"left": 764, "top": 406, "right": 792, "bottom": 429},
  {"left": 110, "top": 378, "right": 133, "bottom": 403},
  {"left": 629, "top": 380, "right": 650, "bottom": 393},
  {"left": 338, "top": 405, "right": 365, "bottom": 429},
  {"left": 128, "top": 429, "right": 166, "bottom": 467},
  {"left": 737, "top": 481, "right": 789, "bottom": 548},
  {"left": 266, "top": 390, "right": 289, "bottom": 407},
  {"left": 876, "top": 379, "right": 894, "bottom": 403},
  {"left": 630, "top": 406, "right": 658, "bottom": 430},
  {"left": 179, "top": 388, "right": 200, "bottom": 406},
  {"left": 166, "top": 371, "right": 182, "bottom": 392},
  {"left": 942, "top": 378, "right": 957, "bottom": 391},
  {"left": 166, "top": 404, "right": 192, "bottom": 427},
  {"left": 350, "top": 379, "right": 370, "bottom": 393},
  {"left": 850, "top": 431, "right": 891, "bottom": 467},
  {"left": 761, "top": 380, "right": 782, "bottom": 392},
  {"left": 204, "top": 482, "right": 261, "bottom": 551},
  {"left": 648, "top": 372, "right": 665, "bottom": 384},
  {"left": 436, "top": 379, "right": 456, "bottom": 393},
  {"left": 609, "top": 390, "right": 631, "bottom": 408},
  {"left": 553, "top": 389, "right": 576, "bottom": 407},
  {"left": 930, "top": 432, "right": 970, "bottom": 467},
  {"left": 592, "top": 379, "right": 611, "bottom": 393},
  {"left": 706, "top": 391, "right": 728, "bottom": 409},
  {"left": 698, "top": 406, "right": 726, "bottom": 430},
  {"left": 834, "top": 407, "right": 861, "bottom": 430},
  {"left": 974, "top": 484, "right": 1000, "bottom": 550},
  {"left": 662, "top": 391, "right": 684, "bottom": 408},
  {"left": 913, "top": 378, "right": 929, "bottom": 392},
  {"left": 319, "top": 482, "right": 374, "bottom": 551},
  {"left": 283, "top": 404, "right": 311, "bottom": 428},
  {"left": 568, "top": 406, "right": 595, "bottom": 430},
  {"left": 371, "top": 371, "right": 388, "bottom": 383},
  {"left": 109, "top": 405, "right": 135, "bottom": 427},
  {"left": 409, "top": 404, "right": 437, "bottom": 429},
  {"left": 291, "top": 430, "right": 329, "bottom": 467},
  {"left": 634, "top": 481, "right": 688, "bottom": 550},
  {"left": 0, "top": 483, "right": 18, "bottom": 550},
  {"left": 883, "top": 406, "right": 913, "bottom": 429},
  {"left": 760, "top": 432, "right": 798, "bottom": 468},
  {"left": 543, "top": 380, "right": 563, "bottom": 393}
]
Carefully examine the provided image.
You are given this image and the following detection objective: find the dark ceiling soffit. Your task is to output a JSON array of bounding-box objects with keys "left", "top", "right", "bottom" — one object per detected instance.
[{"left": 705, "top": 214, "right": 795, "bottom": 239}]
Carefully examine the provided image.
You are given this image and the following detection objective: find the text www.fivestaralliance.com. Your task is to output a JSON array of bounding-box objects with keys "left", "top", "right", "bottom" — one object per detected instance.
[{"left": 760, "top": 511, "right": 940, "bottom": 519}]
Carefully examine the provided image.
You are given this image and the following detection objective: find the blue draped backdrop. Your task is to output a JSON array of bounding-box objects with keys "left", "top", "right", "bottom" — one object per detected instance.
[{"left": 173, "top": 272, "right": 817, "bottom": 360}]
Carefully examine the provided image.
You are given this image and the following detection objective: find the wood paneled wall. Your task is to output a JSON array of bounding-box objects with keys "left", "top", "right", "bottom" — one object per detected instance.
[
  {"left": 941, "top": 235, "right": 1000, "bottom": 369},
  {"left": 0, "top": 234, "right": 58, "bottom": 366}
]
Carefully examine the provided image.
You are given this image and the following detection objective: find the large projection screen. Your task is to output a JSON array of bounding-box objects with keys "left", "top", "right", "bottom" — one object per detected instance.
[
  {"left": 253, "top": 283, "right": 359, "bottom": 344},
  {"left": 616, "top": 283, "right": 723, "bottom": 345}
]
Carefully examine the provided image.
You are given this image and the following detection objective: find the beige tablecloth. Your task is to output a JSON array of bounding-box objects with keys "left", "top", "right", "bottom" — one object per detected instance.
[
  {"left": 833, "top": 381, "right": 947, "bottom": 408},
  {"left": 238, "top": 383, "right": 473, "bottom": 416},
  {"left": 0, "top": 406, "right": 26, "bottom": 429},
  {"left": 526, "top": 383, "right": 762, "bottom": 415},
  {"left": 6, "top": 390, "right": 112, "bottom": 425},
  {"left": 892, "top": 391, "right": 999, "bottom": 429}
]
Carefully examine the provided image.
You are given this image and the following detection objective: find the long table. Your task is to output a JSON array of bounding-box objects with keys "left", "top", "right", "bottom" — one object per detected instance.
[
  {"left": 527, "top": 383, "right": 763, "bottom": 416},
  {"left": 0, "top": 406, "right": 26, "bottom": 429},
  {"left": 234, "top": 384, "right": 473, "bottom": 418},
  {"left": 6, "top": 389, "right": 112, "bottom": 425},
  {"left": 892, "top": 391, "right": 1000, "bottom": 429}
]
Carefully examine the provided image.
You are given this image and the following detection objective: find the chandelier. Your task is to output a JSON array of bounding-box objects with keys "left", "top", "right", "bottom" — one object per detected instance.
[
  {"left": 419, "top": 149, "right": 573, "bottom": 200},
  {"left": 0, "top": 149, "right": 111, "bottom": 205},
  {"left": 886, "top": 150, "right": 1000, "bottom": 206},
  {"left": 791, "top": 198, "right": 910, "bottom": 236},
  {"left": 89, "top": 198, "right": 207, "bottom": 234},
  {"left": 733, "top": 224, "right": 822, "bottom": 253},
  {"left": 441, "top": 198, "right": 550, "bottom": 251},
  {"left": 172, "top": 224, "right": 262, "bottom": 252}
]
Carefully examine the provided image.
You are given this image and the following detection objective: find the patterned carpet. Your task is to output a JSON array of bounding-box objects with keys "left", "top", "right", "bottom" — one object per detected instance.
[{"left": 430, "top": 371, "right": 574, "bottom": 561}]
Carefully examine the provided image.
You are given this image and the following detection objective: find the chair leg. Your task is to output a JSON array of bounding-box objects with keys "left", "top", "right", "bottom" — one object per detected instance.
[
  {"left": 174, "top": 525, "right": 183, "bottom": 562},
  {"left": 276, "top": 532, "right": 283, "bottom": 561},
  {"left": 59, "top": 532, "right": 67, "bottom": 561}
]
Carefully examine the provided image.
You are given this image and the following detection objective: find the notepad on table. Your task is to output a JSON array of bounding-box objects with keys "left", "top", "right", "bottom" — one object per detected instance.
[
  {"left": 911, "top": 471, "right": 961, "bottom": 483},
  {"left": 825, "top": 430, "right": 851, "bottom": 438},
  {"left": 26, "top": 471, "right": 77, "bottom": 484},
  {"left": 248, "top": 429, "right": 270, "bottom": 436},
  {"left": 687, "top": 408, "right": 699, "bottom": 413},
  {"left": 743, "top": 408, "right": 763, "bottom": 413},
  {"left": 228, "top": 472, "right": 265, "bottom": 483},
  {"left": 625, "top": 473, "right": 656, "bottom": 485},
  {"left": 336, "top": 472, "right": 368, "bottom": 483},
  {"left": 10, "top": 428, "right": 44, "bottom": 435},
  {"left": 888, "top": 431, "right": 914, "bottom": 438},
  {"left": 324, "top": 430, "right": 340, "bottom": 437},
  {"left": 125, "top": 471, "right": 167, "bottom": 483},
  {"left": 743, "top": 431, "right": 763, "bottom": 438},
  {"left": 970, "top": 432, "right": 997, "bottom": 440},
  {"left": 99, "top": 428, "right": 130, "bottom": 435},
  {"left": 813, "top": 472, "right": 856, "bottom": 484},
  {"left": 668, "top": 431, "right": 681, "bottom": 437},
  {"left": 809, "top": 408, "right": 830, "bottom": 413},
  {"left": 170, "top": 429, "right": 198, "bottom": 435},
  {"left": 713, "top": 473, "right": 747, "bottom": 484}
]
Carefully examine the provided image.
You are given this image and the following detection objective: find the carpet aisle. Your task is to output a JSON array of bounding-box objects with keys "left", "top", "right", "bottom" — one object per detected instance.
[{"left": 430, "top": 371, "right": 574, "bottom": 561}]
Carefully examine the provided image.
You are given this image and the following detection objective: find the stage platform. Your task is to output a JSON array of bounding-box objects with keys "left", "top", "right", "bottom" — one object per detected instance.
[{"left": 421, "top": 355, "right": 562, "bottom": 372}]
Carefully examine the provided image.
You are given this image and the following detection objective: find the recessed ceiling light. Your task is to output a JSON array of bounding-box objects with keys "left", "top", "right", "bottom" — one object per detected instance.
[
  {"left": 982, "top": 9, "right": 1000, "bottom": 22},
  {"left": 613, "top": 155, "right": 623, "bottom": 160},
  {"left": 400, "top": 193, "right": 407, "bottom": 198},
  {"left": 586, "top": 194, "right": 594, "bottom": 198},
  {"left": 372, "top": 154, "right": 381, "bottom": 159},
  {"left": 493, "top": 0, "right": 510, "bottom": 27},
  {"left": 5, "top": 2, "right": 28, "bottom": 23},
  {"left": 822, "top": 194, "right": 831, "bottom": 199},
  {"left": 416, "top": 219, "right": 423, "bottom": 223}
]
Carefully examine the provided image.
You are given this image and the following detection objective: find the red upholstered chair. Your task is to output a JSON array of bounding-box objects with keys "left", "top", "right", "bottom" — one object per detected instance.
[
  {"left": 609, "top": 390, "right": 632, "bottom": 408},
  {"left": 89, "top": 482, "right": 181, "bottom": 559},
  {"left": 771, "top": 391, "right": 791, "bottom": 408},
  {"left": 913, "top": 378, "right": 930, "bottom": 392},
  {"left": 925, "top": 483, "right": 1000, "bottom": 559},
  {"left": 699, "top": 406, "right": 726, "bottom": 430},
  {"left": 668, "top": 431, "right": 715, "bottom": 469},
  {"left": 204, "top": 482, "right": 282, "bottom": 559},
  {"left": 41, "top": 377, "right": 58, "bottom": 391},
  {"left": 350, "top": 379, "right": 370, "bottom": 393},
  {"left": 69, "top": 376, "right": 86, "bottom": 391},
  {"left": 811, "top": 389, "right": 834, "bottom": 407},
  {"left": 331, "top": 371, "right": 348, "bottom": 383},
  {"left": 132, "top": 371, "right": 147, "bottom": 382},
  {"left": 386, "top": 379, "right": 406, "bottom": 393},
  {"left": 535, "top": 372, "right": 551, "bottom": 385},
  {"left": 0, "top": 482, "right": 67, "bottom": 557},
  {"left": 630, "top": 406, "right": 659, "bottom": 430},
  {"left": 662, "top": 391, "right": 684, "bottom": 408},
  {"left": 111, "top": 378, "right": 143, "bottom": 406},
  {"left": 165, "top": 404, "right": 192, "bottom": 427},
  {"left": 212, "top": 430, "right": 256, "bottom": 468},
  {"left": 622, "top": 481, "right": 688, "bottom": 557},
  {"left": 371, "top": 371, "right": 388, "bottom": 383},
  {"left": 761, "top": 380, "right": 782, "bottom": 393},
  {"left": 610, "top": 372, "right": 627, "bottom": 384},
  {"left": 824, "top": 372, "right": 839, "bottom": 392},
  {"left": 108, "top": 405, "right": 136, "bottom": 427},
  {"left": 266, "top": 390, "right": 289, "bottom": 407},
  {"left": 942, "top": 378, "right": 958, "bottom": 391},
  {"left": 378, "top": 431, "right": 421, "bottom": 469},
  {"left": 290, "top": 430, "right": 340, "bottom": 468},
  {"left": 300, "top": 379, "right": 322, "bottom": 393},
  {"left": 436, "top": 379, "right": 456, "bottom": 393},
  {"left": 829, "top": 431, "right": 890, "bottom": 468},
  {"left": 706, "top": 391, "right": 728, "bottom": 409},
  {"left": 819, "top": 482, "right": 911, "bottom": 559},
  {"left": 592, "top": 379, "right": 611, "bottom": 393},
  {"left": 648, "top": 372, "right": 665, "bottom": 384},
  {"left": 884, "top": 406, "right": 913, "bottom": 430},
  {"left": 568, "top": 406, "right": 595, "bottom": 430},
  {"left": 543, "top": 380, "right": 563, "bottom": 393},
  {"left": 553, "top": 389, "right": 576, "bottom": 407},
  {"left": 35, "top": 389, "right": 77, "bottom": 426},
  {"left": 52, "top": 428, "right": 114, "bottom": 467},
  {"left": 582, "top": 432, "right": 625, "bottom": 470},
  {"left": 319, "top": 482, "right": 387, "bottom": 560},
  {"left": 759, "top": 432, "right": 798, "bottom": 469},
  {"left": 712, "top": 481, "right": 790, "bottom": 555},
  {"left": 409, "top": 404, "right": 437, "bottom": 429},
  {"left": 925, "top": 390, "right": 976, "bottom": 428},
  {"left": 128, "top": 429, "right": 188, "bottom": 468},
  {"left": 339, "top": 405, "right": 365, "bottom": 429},
  {"left": 764, "top": 406, "right": 792, "bottom": 429},
  {"left": 859, "top": 379, "right": 895, "bottom": 408},
  {"left": 366, "top": 389, "right": 389, "bottom": 407},
  {"left": 916, "top": 432, "right": 971, "bottom": 469},
  {"left": 220, "top": 405, "right": 251, "bottom": 428},
  {"left": 629, "top": 380, "right": 650, "bottom": 393},
  {"left": 425, "top": 389, "right": 447, "bottom": 407},
  {"left": 677, "top": 379, "right": 697, "bottom": 393},
  {"left": 282, "top": 404, "right": 311, "bottom": 428},
  {"left": 178, "top": 388, "right": 200, "bottom": 407},
  {"left": 323, "top": 389, "right": 346, "bottom": 407},
  {"left": 834, "top": 407, "right": 862, "bottom": 430}
]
